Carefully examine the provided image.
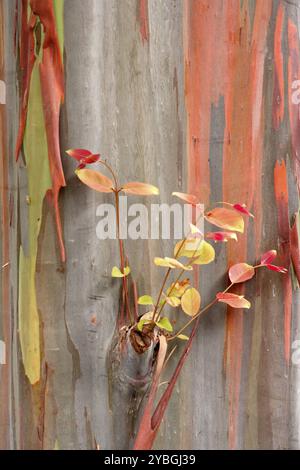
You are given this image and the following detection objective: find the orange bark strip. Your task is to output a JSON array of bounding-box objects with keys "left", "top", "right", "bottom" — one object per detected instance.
[
  {"left": 184, "top": 0, "right": 226, "bottom": 205},
  {"left": 287, "top": 19, "right": 300, "bottom": 192},
  {"left": 0, "top": 0, "right": 10, "bottom": 448},
  {"left": 273, "top": 3, "right": 285, "bottom": 129},
  {"left": 139, "top": 0, "right": 149, "bottom": 43},
  {"left": 222, "top": 0, "right": 272, "bottom": 449},
  {"left": 274, "top": 160, "right": 292, "bottom": 363}
]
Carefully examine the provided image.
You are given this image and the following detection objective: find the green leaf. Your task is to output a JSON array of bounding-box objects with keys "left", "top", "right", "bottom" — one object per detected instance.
[
  {"left": 111, "top": 266, "right": 130, "bottom": 277},
  {"left": 177, "top": 334, "right": 189, "bottom": 341},
  {"left": 138, "top": 295, "right": 154, "bottom": 305},
  {"left": 156, "top": 317, "right": 173, "bottom": 332},
  {"left": 137, "top": 318, "right": 151, "bottom": 332},
  {"left": 123, "top": 266, "right": 131, "bottom": 276}
]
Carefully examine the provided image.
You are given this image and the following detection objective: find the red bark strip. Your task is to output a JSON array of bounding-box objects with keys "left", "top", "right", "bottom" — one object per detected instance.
[
  {"left": 139, "top": 0, "right": 149, "bottom": 43},
  {"left": 290, "top": 212, "right": 300, "bottom": 284},
  {"left": 273, "top": 3, "right": 285, "bottom": 129},
  {"left": 133, "top": 335, "right": 167, "bottom": 449},
  {"left": 287, "top": 18, "right": 300, "bottom": 193},
  {"left": 222, "top": 0, "right": 272, "bottom": 449},
  {"left": 274, "top": 160, "right": 292, "bottom": 363},
  {"left": 15, "top": 0, "right": 36, "bottom": 160}
]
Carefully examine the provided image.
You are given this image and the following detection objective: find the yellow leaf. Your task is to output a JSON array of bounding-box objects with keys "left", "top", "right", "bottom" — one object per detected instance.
[
  {"left": 111, "top": 266, "right": 130, "bottom": 277},
  {"left": 122, "top": 182, "right": 159, "bottom": 195},
  {"left": 165, "top": 296, "right": 181, "bottom": 307},
  {"left": 205, "top": 207, "right": 244, "bottom": 233},
  {"left": 192, "top": 241, "right": 215, "bottom": 265},
  {"left": 181, "top": 288, "right": 201, "bottom": 316},
  {"left": 75, "top": 168, "right": 114, "bottom": 193},
  {"left": 178, "top": 334, "right": 189, "bottom": 341},
  {"left": 174, "top": 238, "right": 202, "bottom": 258},
  {"left": 154, "top": 257, "right": 192, "bottom": 270}
]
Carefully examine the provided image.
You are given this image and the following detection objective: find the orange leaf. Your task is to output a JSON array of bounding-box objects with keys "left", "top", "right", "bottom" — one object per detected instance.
[
  {"left": 229, "top": 263, "right": 255, "bottom": 283},
  {"left": 122, "top": 182, "right": 159, "bottom": 195},
  {"left": 75, "top": 168, "right": 114, "bottom": 193},
  {"left": 172, "top": 192, "right": 199, "bottom": 205},
  {"left": 205, "top": 207, "right": 244, "bottom": 233},
  {"left": 216, "top": 292, "right": 251, "bottom": 309}
]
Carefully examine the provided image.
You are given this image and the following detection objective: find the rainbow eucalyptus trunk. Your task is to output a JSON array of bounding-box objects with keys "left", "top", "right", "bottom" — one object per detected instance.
[{"left": 1, "top": 0, "right": 300, "bottom": 451}]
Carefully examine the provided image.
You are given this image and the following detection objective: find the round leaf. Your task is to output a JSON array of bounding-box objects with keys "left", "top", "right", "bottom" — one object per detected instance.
[
  {"left": 192, "top": 241, "right": 215, "bottom": 265},
  {"left": 229, "top": 263, "right": 255, "bottom": 283},
  {"left": 181, "top": 288, "right": 201, "bottom": 316}
]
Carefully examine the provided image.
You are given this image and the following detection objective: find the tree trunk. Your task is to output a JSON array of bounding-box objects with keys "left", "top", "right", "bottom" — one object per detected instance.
[{"left": 1, "top": 0, "right": 300, "bottom": 450}]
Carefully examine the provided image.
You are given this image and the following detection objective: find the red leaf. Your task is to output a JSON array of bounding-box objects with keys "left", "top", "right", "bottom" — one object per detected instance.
[
  {"left": 266, "top": 264, "right": 288, "bottom": 273},
  {"left": 172, "top": 192, "right": 199, "bottom": 205},
  {"left": 233, "top": 203, "right": 254, "bottom": 218},
  {"left": 229, "top": 263, "right": 255, "bottom": 283},
  {"left": 66, "top": 148, "right": 93, "bottom": 161},
  {"left": 216, "top": 292, "right": 251, "bottom": 309},
  {"left": 206, "top": 231, "right": 237, "bottom": 242},
  {"left": 261, "top": 249, "right": 277, "bottom": 265}
]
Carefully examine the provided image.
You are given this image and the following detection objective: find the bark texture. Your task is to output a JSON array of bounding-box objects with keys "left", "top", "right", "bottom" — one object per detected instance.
[{"left": 0, "top": 0, "right": 300, "bottom": 450}]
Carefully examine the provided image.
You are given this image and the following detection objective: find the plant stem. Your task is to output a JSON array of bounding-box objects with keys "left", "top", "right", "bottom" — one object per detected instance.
[
  {"left": 169, "top": 282, "right": 234, "bottom": 340},
  {"left": 98, "top": 159, "right": 119, "bottom": 190},
  {"left": 114, "top": 189, "right": 133, "bottom": 324}
]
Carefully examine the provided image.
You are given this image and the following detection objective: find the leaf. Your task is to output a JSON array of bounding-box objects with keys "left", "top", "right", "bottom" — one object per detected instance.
[
  {"left": 137, "top": 318, "right": 152, "bottom": 332},
  {"left": 192, "top": 241, "right": 215, "bottom": 265},
  {"left": 232, "top": 203, "right": 254, "bottom": 218},
  {"left": 265, "top": 264, "right": 288, "bottom": 273},
  {"left": 229, "top": 263, "right": 255, "bottom": 283},
  {"left": 123, "top": 266, "right": 131, "bottom": 276},
  {"left": 66, "top": 148, "right": 92, "bottom": 160},
  {"left": 205, "top": 207, "right": 244, "bottom": 233},
  {"left": 76, "top": 168, "right": 114, "bottom": 193},
  {"left": 122, "top": 182, "right": 159, "bottom": 195},
  {"left": 190, "top": 223, "right": 202, "bottom": 235},
  {"left": 111, "top": 266, "right": 131, "bottom": 277},
  {"left": 174, "top": 238, "right": 202, "bottom": 258},
  {"left": 172, "top": 192, "right": 199, "bottom": 205},
  {"left": 156, "top": 317, "right": 173, "bottom": 332},
  {"left": 167, "top": 279, "right": 190, "bottom": 298},
  {"left": 181, "top": 288, "right": 201, "bottom": 316},
  {"left": 218, "top": 201, "right": 254, "bottom": 218},
  {"left": 261, "top": 249, "right": 277, "bottom": 265},
  {"left": 216, "top": 292, "right": 251, "bottom": 309},
  {"left": 138, "top": 295, "right": 154, "bottom": 305},
  {"left": 154, "top": 257, "right": 193, "bottom": 270},
  {"left": 206, "top": 231, "right": 238, "bottom": 242},
  {"left": 177, "top": 334, "right": 189, "bottom": 341},
  {"left": 165, "top": 296, "right": 181, "bottom": 307}
]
